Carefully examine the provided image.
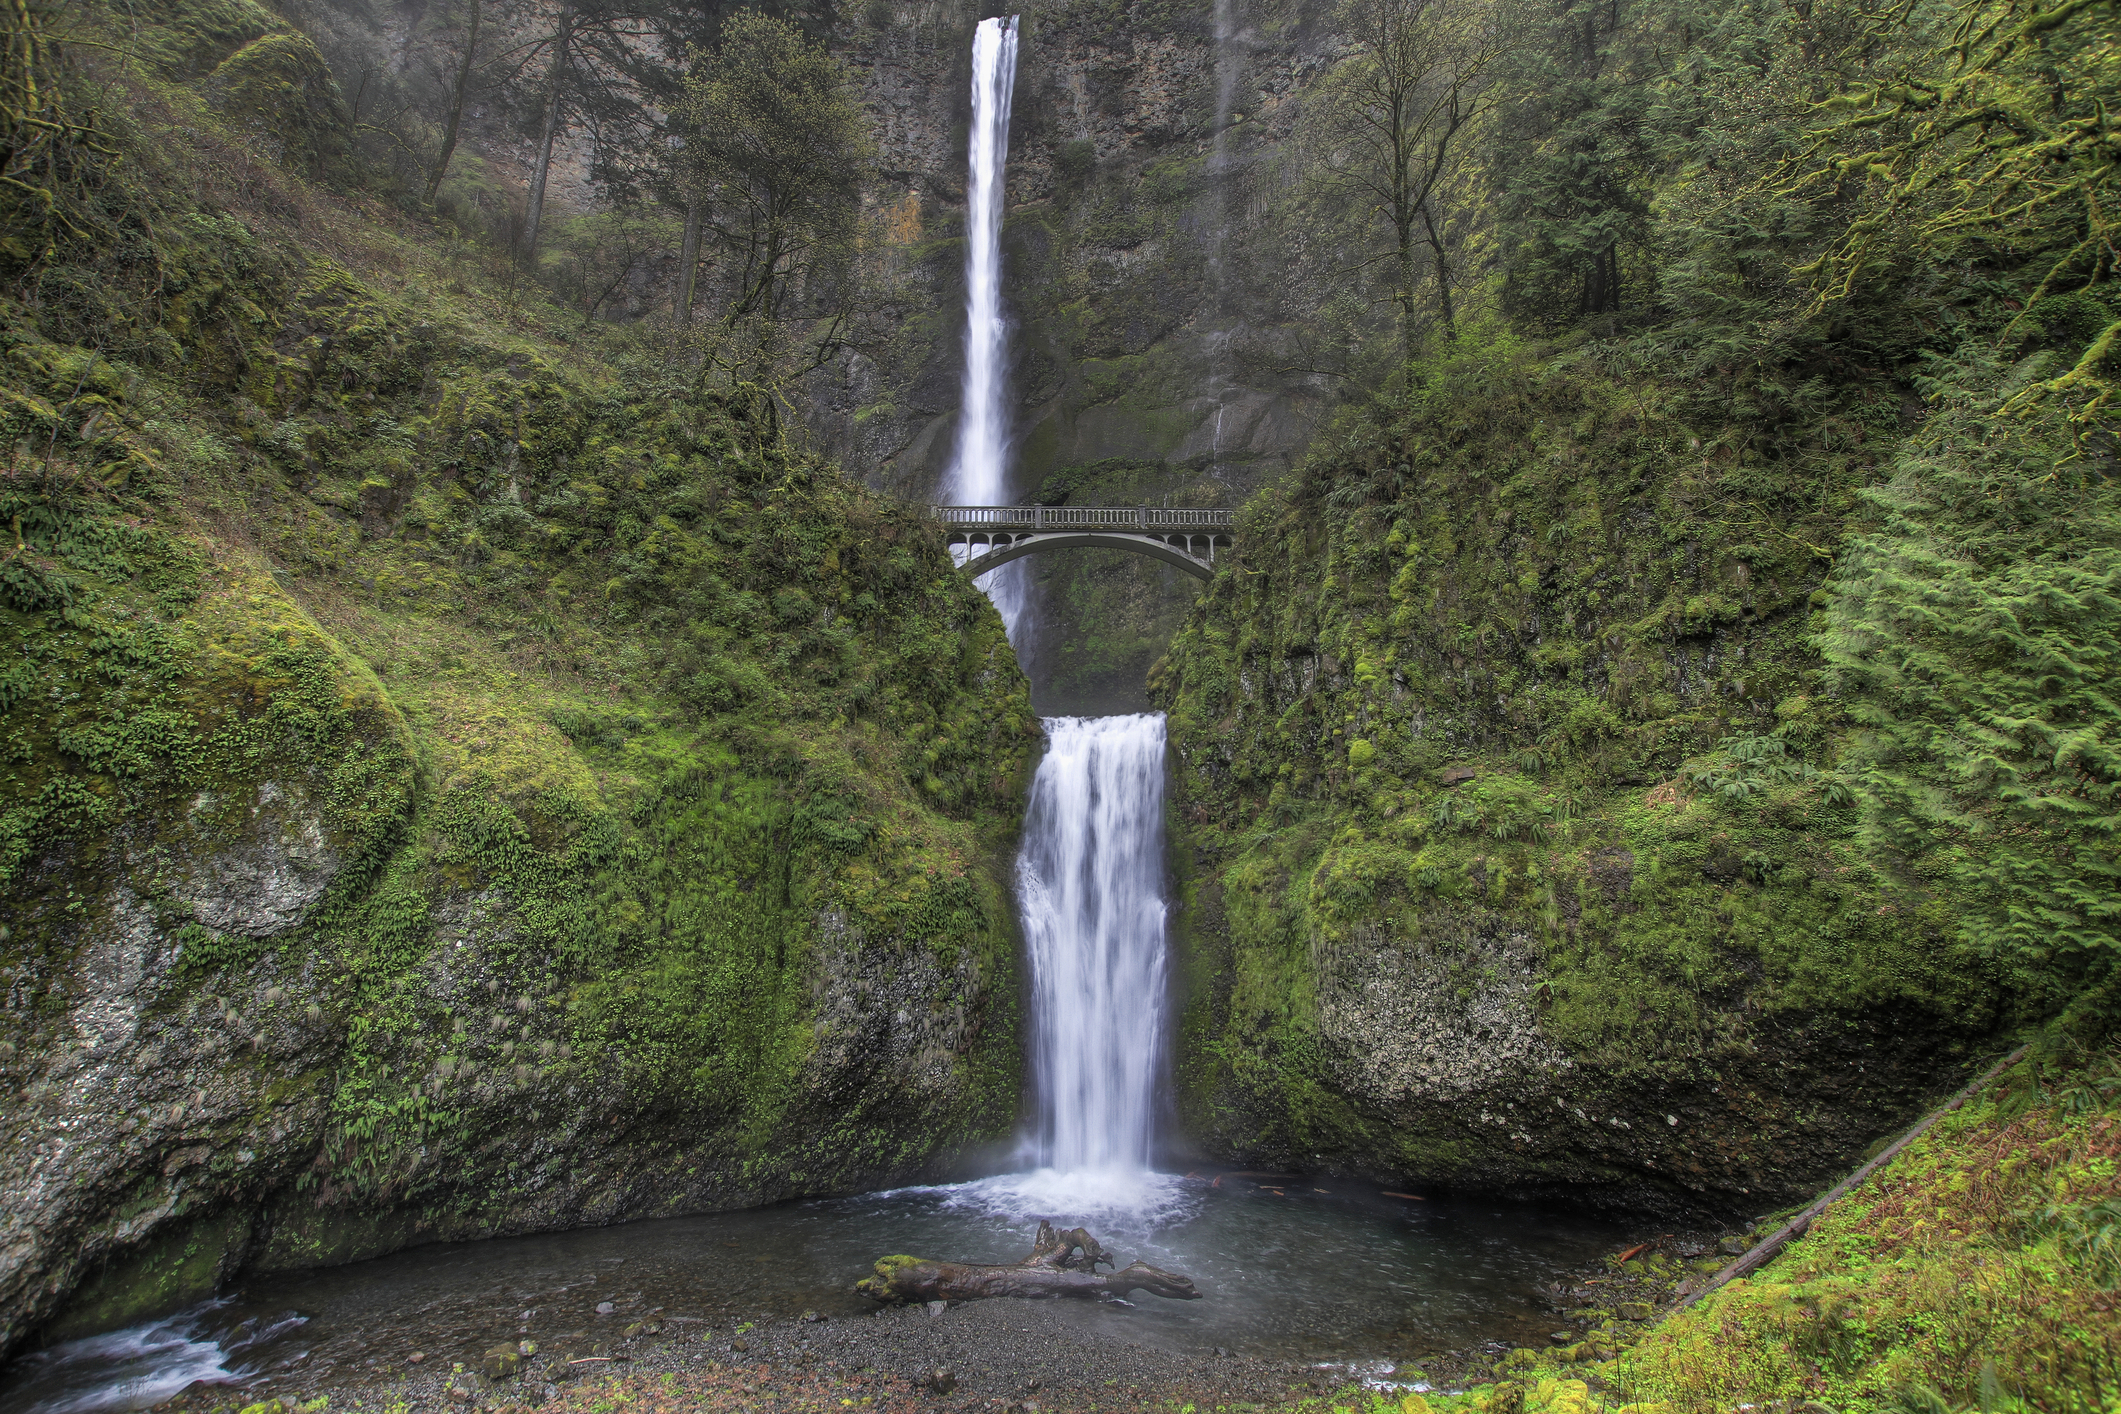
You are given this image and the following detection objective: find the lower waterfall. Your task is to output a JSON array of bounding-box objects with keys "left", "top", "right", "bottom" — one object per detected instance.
[{"left": 1017, "top": 714, "right": 1171, "bottom": 1175}]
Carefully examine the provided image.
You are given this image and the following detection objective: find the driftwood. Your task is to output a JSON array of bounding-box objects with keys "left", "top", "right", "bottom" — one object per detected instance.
[
  {"left": 857, "top": 1220, "right": 1201, "bottom": 1304},
  {"left": 1674, "top": 1044, "right": 2030, "bottom": 1311}
]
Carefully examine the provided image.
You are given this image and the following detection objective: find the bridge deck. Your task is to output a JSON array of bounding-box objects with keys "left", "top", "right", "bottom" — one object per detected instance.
[
  {"left": 932, "top": 505, "right": 1235, "bottom": 532},
  {"left": 931, "top": 505, "right": 1236, "bottom": 581}
]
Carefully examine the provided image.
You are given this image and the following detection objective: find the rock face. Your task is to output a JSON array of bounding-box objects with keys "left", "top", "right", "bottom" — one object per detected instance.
[
  {"left": 3, "top": 595, "right": 1026, "bottom": 1366},
  {"left": 1152, "top": 350, "right": 2016, "bottom": 1214},
  {"left": 1313, "top": 916, "right": 1574, "bottom": 1105},
  {"left": 1172, "top": 862, "right": 1993, "bottom": 1214},
  {"left": 817, "top": 0, "right": 1357, "bottom": 711},
  {"left": 171, "top": 783, "right": 342, "bottom": 937}
]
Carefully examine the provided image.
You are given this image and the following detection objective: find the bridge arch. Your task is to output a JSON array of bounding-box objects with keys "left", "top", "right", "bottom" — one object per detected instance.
[{"left": 935, "top": 506, "right": 1236, "bottom": 582}]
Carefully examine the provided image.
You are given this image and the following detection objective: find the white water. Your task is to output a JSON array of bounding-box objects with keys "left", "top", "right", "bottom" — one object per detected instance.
[
  {"left": 999, "top": 713, "right": 1172, "bottom": 1217},
  {"left": 1205, "top": 0, "right": 1243, "bottom": 483},
  {"left": 0, "top": 1303, "right": 305, "bottom": 1414},
  {"left": 946, "top": 15, "right": 1027, "bottom": 640}
]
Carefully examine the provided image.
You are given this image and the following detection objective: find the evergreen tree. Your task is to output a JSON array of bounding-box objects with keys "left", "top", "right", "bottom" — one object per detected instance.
[{"left": 677, "top": 10, "right": 871, "bottom": 385}]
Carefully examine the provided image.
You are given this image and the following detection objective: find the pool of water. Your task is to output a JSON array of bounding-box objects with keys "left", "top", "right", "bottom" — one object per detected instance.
[{"left": 1, "top": 1170, "right": 1628, "bottom": 1414}]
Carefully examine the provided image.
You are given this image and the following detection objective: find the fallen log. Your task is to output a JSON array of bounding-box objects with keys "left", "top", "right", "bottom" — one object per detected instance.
[
  {"left": 856, "top": 1220, "right": 1201, "bottom": 1304},
  {"left": 1673, "top": 1044, "right": 2030, "bottom": 1312}
]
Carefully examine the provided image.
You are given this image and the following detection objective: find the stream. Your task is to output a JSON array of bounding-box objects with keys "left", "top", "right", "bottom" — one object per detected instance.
[{"left": 0, "top": 1178, "right": 1626, "bottom": 1414}]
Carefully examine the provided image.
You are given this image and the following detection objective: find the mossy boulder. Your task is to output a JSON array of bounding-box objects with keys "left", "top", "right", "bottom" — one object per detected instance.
[{"left": 202, "top": 32, "right": 347, "bottom": 173}]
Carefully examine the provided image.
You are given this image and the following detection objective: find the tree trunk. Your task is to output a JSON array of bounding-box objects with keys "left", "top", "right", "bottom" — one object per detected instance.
[
  {"left": 857, "top": 1221, "right": 1201, "bottom": 1305},
  {"left": 677, "top": 193, "right": 702, "bottom": 325},
  {"left": 522, "top": 8, "right": 574, "bottom": 262},
  {"left": 426, "top": 0, "right": 481, "bottom": 205},
  {"left": 1395, "top": 212, "right": 1421, "bottom": 365},
  {"left": 1419, "top": 196, "right": 1455, "bottom": 338}
]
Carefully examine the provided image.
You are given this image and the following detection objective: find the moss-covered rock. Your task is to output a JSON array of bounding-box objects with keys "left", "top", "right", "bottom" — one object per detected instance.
[
  {"left": 0, "top": 14, "right": 1035, "bottom": 1360},
  {"left": 1152, "top": 334, "right": 2016, "bottom": 1212}
]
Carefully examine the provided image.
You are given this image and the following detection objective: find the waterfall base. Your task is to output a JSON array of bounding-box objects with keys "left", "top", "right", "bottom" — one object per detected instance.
[{"left": 1, "top": 1173, "right": 1636, "bottom": 1414}]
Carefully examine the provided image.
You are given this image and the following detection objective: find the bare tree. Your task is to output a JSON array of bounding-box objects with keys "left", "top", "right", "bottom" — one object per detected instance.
[
  {"left": 1315, "top": 0, "right": 1514, "bottom": 358},
  {"left": 425, "top": 0, "right": 482, "bottom": 204}
]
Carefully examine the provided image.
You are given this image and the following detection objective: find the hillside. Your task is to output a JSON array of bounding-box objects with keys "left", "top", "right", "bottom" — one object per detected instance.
[
  {"left": 1150, "top": 0, "right": 2120, "bottom": 1211},
  {"left": 0, "top": 0, "right": 1035, "bottom": 1356}
]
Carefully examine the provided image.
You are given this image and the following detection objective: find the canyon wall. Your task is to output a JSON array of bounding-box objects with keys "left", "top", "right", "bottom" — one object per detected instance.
[
  {"left": 820, "top": 0, "right": 1363, "bottom": 712},
  {"left": 0, "top": 0, "right": 1036, "bottom": 1357}
]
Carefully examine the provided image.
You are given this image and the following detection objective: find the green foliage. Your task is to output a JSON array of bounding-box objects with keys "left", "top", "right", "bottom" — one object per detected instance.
[
  {"left": 1610, "top": 1047, "right": 2121, "bottom": 1413},
  {"left": 0, "top": 0, "right": 1036, "bottom": 1248},
  {"left": 1785, "top": 0, "right": 2121, "bottom": 428},
  {"left": 1824, "top": 350, "right": 2121, "bottom": 976},
  {"left": 678, "top": 10, "right": 873, "bottom": 382}
]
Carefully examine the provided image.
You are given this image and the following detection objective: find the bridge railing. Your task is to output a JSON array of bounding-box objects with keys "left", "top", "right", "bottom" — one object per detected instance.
[{"left": 931, "top": 505, "right": 1236, "bottom": 532}]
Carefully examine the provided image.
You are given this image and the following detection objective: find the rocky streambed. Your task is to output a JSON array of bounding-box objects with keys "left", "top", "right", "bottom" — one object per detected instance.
[{"left": 85, "top": 1218, "right": 1759, "bottom": 1414}]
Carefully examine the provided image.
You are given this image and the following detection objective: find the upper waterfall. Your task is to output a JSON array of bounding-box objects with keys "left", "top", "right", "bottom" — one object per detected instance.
[{"left": 945, "top": 14, "right": 1026, "bottom": 641}]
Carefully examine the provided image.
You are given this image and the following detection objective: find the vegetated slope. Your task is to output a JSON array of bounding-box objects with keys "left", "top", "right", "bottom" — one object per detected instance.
[
  {"left": 0, "top": 0, "right": 1035, "bottom": 1358},
  {"left": 1368, "top": 1042, "right": 2121, "bottom": 1414},
  {"left": 1151, "top": 0, "right": 2119, "bottom": 1211}
]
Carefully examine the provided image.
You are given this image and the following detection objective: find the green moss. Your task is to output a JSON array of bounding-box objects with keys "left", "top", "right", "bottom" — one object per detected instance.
[
  {"left": 1151, "top": 327, "right": 2011, "bottom": 1195},
  {"left": 0, "top": 1, "right": 1039, "bottom": 1332}
]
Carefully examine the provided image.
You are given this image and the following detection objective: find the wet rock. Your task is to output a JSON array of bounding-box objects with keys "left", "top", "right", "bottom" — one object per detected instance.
[
  {"left": 172, "top": 781, "right": 342, "bottom": 936},
  {"left": 594, "top": 1301, "right": 615, "bottom": 1315},
  {"left": 731, "top": 1336, "right": 749, "bottom": 1353},
  {"left": 480, "top": 1343, "right": 523, "bottom": 1380},
  {"left": 407, "top": 1351, "right": 426, "bottom": 1364},
  {"left": 1718, "top": 1235, "right": 1749, "bottom": 1256},
  {"left": 924, "top": 1367, "right": 957, "bottom": 1394},
  {"left": 924, "top": 1300, "right": 947, "bottom": 1318},
  {"left": 1616, "top": 1301, "right": 1654, "bottom": 1322}
]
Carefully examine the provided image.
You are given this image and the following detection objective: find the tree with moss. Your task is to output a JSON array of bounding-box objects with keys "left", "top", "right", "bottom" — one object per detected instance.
[{"left": 1803, "top": 0, "right": 2121, "bottom": 992}]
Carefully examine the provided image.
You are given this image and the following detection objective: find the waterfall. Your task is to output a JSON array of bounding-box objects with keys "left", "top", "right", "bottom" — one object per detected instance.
[
  {"left": 1017, "top": 714, "right": 1171, "bottom": 1175},
  {"left": 1204, "top": 0, "right": 1243, "bottom": 483},
  {"left": 946, "top": 15, "right": 1026, "bottom": 640}
]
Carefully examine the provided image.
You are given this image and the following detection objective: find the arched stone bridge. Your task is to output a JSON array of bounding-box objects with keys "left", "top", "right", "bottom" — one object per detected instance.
[{"left": 934, "top": 505, "right": 1236, "bottom": 581}]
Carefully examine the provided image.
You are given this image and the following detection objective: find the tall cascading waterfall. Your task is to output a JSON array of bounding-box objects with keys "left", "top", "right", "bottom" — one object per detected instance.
[
  {"left": 945, "top": 15, "right": 1027, "bottom": 640},
  {"left": 940, "top": 22, "right": 1175, "bottom": 1210},
  {"left": 1016, "top": 715, "right": 1171, "bottom": 1178},
  {"left": 1205, "top": 0, "right": 1243, "bottom": 481}
]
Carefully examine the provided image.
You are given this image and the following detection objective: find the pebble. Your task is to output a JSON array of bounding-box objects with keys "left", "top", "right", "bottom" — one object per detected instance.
[{"left": 594, "top": 1301, "right": 615, "bottom": 1315}]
